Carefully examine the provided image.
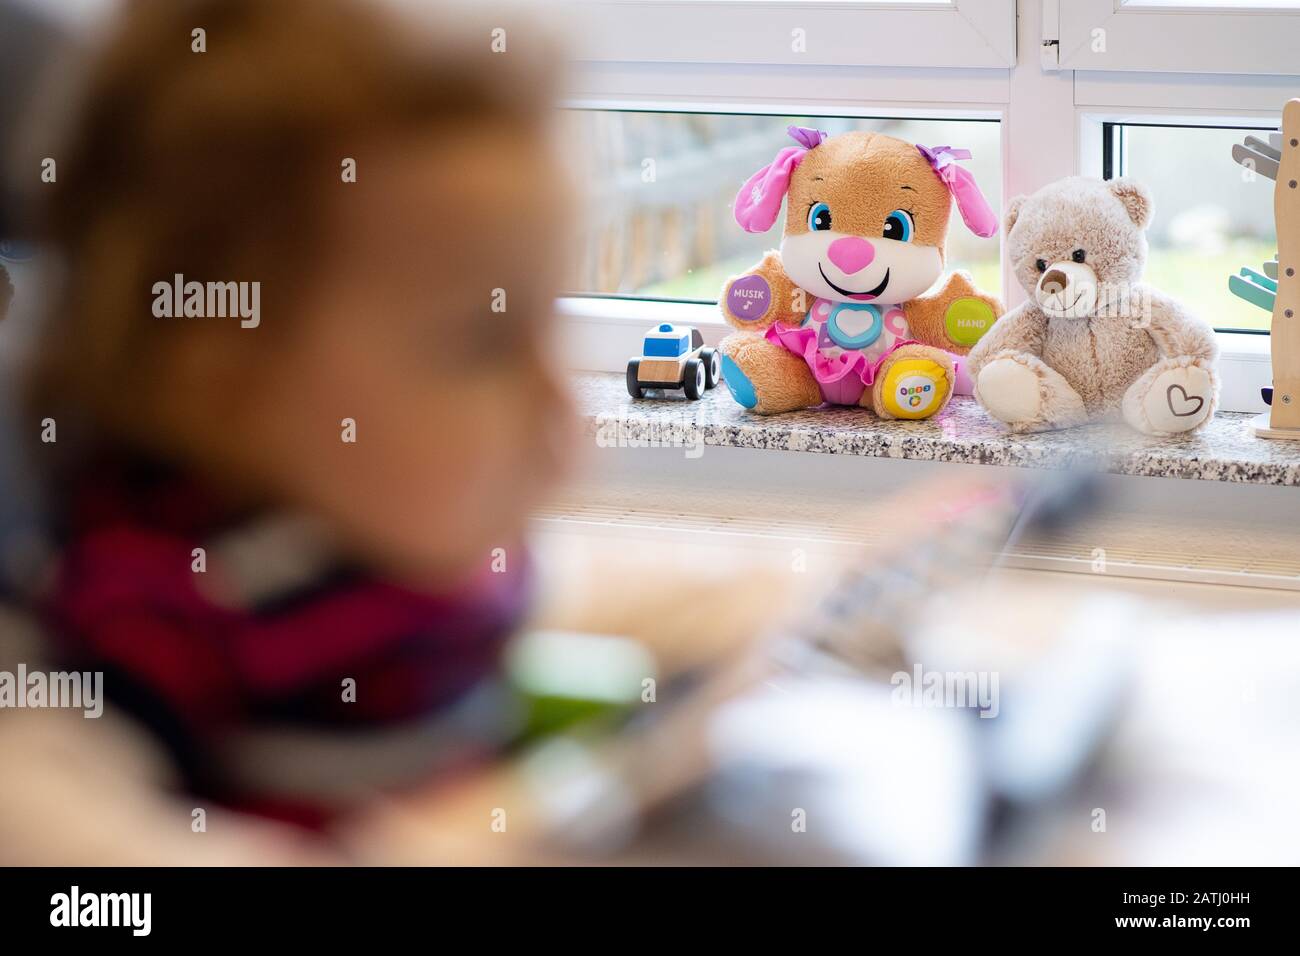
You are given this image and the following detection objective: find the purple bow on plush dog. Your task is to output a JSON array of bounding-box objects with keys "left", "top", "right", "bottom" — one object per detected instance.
[
  {"left": 787, "top": 125, "right": 828, "bottom": 150},
  {"left": 916, "top": 144, "right": 974, "bottom": 184}
]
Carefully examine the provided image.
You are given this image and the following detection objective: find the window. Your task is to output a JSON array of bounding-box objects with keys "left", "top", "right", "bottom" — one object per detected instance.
[
  {"left": 571, "top": 0, "right": 1016, "bottom": 69},
  {"left": 1122, "top": 1, "right": 1300, "bottom": 7},
  {"left": 1106, "top": 122, "right": 1279, "bottom": 333},
  {"left": 565, "top": 110, "right": 1002, "bottom": 303},
  {"left": 560, "top": 3, "right": 1286, "bottom": 412},
  {"left": 1055, "top": 0, "right": 1300, "bottom": 74}
]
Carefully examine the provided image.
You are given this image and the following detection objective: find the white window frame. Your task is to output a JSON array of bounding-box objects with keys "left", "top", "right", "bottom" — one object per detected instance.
[
  {"left": 560, "top": 0, "right": 1297, "bottom": 414},
  {"left": 1055, "top": 0, "right": 1300, "bottom": 76},
  {"left": 572, "top": 0, "right": 1016, "bottom": 69}
]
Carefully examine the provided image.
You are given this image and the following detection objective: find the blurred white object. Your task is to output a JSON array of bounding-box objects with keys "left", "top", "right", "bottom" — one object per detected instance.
[
  {"left": 1104, "top": 611, "right": 1300, "bottom": 865},
  {"left": 911, "top": 587, "right": 1139, "bottom": 804},
  {"left": 706, "top": 677, "right": 984, "bottom": 866}
]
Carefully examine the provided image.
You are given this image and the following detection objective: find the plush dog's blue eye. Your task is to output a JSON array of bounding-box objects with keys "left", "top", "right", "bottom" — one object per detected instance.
[
  {"left": 808, "top": 202, "right": 832, "bottom": 232},
  {"left": 883, "top": 209, "right": 914, "bottom": 242}
]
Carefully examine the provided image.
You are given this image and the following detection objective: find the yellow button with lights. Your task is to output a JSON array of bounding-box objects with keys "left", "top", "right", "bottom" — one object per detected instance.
[{"left": 881, "top": 358, "right": 949, "bottom": 420}]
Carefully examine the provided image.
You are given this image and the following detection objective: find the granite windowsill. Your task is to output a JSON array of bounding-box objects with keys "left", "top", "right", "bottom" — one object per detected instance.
[{"left": 575, "top": 372, "right": 1300, "bottom": 486}]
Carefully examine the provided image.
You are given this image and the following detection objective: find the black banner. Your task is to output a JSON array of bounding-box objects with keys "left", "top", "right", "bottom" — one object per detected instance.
[{"left": 0, "top": 866, "right": 1275, "bottom": 943}]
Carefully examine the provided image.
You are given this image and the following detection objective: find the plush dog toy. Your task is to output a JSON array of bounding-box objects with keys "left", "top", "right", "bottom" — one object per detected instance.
[
  {"left": 967, "top": 176, "right": 1218, "bottom": 436},
  {"left": 718, "top": 127, "right": 1002, "bottom": 418}
]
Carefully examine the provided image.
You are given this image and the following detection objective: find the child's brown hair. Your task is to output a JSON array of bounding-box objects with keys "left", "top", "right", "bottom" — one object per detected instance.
[{"left": 27, "top": 0, "right": 559, "bottom": 463}]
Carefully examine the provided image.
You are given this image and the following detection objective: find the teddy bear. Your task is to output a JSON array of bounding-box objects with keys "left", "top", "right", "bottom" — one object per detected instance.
[
  {"left": 717, "top": 126, "right": 1003, "bottom": 419},
  {"left": 967, "top": 176, "right": 1219, "bottom": 436}
]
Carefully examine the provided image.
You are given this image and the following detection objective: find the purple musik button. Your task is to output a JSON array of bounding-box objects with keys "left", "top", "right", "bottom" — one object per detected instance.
[{"left": 726, "top": 274, "right": 771, "bottom": 322}]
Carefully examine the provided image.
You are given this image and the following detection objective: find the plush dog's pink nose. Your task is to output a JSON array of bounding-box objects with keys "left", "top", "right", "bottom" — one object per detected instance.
[{"left": 827, "top": 236, "right": 875, "bottom": 275}]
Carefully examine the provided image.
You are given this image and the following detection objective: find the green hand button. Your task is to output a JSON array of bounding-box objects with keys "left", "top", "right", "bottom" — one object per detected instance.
[{"left": 945, "top": 297, "right": 996, "bottom": 347}]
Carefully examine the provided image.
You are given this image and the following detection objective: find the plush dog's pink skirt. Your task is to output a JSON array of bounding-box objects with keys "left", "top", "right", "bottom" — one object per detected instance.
[
  {"left": 765, "top": 308, "right": 974, "bottom": 407},
  {"left": 765, "top": 322, "right": 916, "bottom": 407}
]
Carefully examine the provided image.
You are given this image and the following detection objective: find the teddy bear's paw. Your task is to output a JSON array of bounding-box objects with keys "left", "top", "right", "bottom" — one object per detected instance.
[
  {"left": 1123, "top": 359, "right": 1216, "bottom": 436},
  {"left": 976, "top": 357, "right": 1042, "bottom": 426}
]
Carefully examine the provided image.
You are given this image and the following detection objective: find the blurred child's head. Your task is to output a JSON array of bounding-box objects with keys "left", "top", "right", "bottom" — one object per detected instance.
[
  {"left": 28, "top": 0, "right": 575, "bottom": 581},
  {"left": 0, "top": 263, "right": 11, "bottom": 321}
]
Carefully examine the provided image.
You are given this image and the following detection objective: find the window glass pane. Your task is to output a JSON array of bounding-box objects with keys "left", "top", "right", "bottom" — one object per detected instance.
[
  {"left": 1122, "top": 1, "right": 1300, "bottom": 8},
  {"left": 1119, "top": 123, "right": 1278, "bottom": 333},
  {"left": 564, "top": 111, "right": 1001, "bottom": 302}
]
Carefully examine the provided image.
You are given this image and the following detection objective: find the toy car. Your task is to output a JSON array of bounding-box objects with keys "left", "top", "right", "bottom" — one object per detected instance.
[{"left": 626, "top": 323, "right": 721, "bottom": 400}]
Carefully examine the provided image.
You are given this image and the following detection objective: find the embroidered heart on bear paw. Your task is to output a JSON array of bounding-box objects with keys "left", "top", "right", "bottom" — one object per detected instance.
[{"left": 1166, "top": 383, "right": 1205, "bottom": 418}]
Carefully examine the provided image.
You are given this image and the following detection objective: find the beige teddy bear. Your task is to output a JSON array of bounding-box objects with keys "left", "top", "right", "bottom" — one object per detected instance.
[{"left": 968, "top": 176, "right": 1218, "bottom": 436}]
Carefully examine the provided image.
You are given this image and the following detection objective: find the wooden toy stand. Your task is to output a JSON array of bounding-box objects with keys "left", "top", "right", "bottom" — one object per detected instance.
[{"left": 1250, "top": 99, "right": 1300, "bottom": 439}]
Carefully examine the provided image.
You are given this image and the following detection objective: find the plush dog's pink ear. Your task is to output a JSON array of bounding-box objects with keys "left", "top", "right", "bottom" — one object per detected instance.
[
  {"left": 916, "top": 145, "right": 999, "bottom": 239},
  {"left": 733, "top": 146, "right": 806, "bottom": 233},
  {"left": 946, "top": 164, "right": 999, "bottom": 238},
  {"left": 733, "top": 127, "right": 828, "bottom": 233}
]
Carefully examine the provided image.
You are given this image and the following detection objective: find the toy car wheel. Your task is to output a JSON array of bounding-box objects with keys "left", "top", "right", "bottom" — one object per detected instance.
[
  {"left": 683, "top": 357, "right": 705, "bottom": 400},
  {"left": 700, "top": 347, "right": 721, "bottom": 389},
  {"left": 626, "top": 359, "right": 644, "bottom": 399}
]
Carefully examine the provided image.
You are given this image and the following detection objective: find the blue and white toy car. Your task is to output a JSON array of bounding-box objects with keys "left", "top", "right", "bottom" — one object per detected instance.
[{"left": 626, "top": 324, "right": 721, "bottom": 401}]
